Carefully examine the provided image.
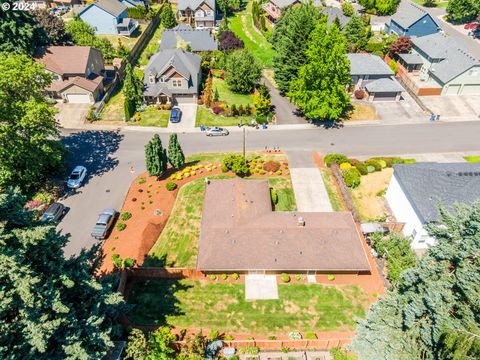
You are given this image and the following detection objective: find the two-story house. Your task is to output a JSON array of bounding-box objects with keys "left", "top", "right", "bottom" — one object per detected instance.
[
  {"left": 263, "top": 0, "right": 322, "bottom": 25},
  {"left": 177, "top": 0, "right": 216, "bottom": 29},
  {"left": 34, "top": 46, "right": 106, "bottom": 104},
  {"left": 159, "top": 25, "right": 218, "bottom": 52},
  {"left": 386, "top": 2, "right": 440, "bottom": 37},
  {"left": 143, "top": 48, "right": 202, "bottom": 105},
  {"left": 396, "top": 33, "right": 480, "bottom": 96},
  {"left": 78, "top": 0, "right": 138, "bottom": 36}
]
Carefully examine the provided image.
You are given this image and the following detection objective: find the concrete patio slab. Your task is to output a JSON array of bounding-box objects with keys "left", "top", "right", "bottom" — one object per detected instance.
[{"left": 245, "top": 274, "right": 278, "bottom": 300}]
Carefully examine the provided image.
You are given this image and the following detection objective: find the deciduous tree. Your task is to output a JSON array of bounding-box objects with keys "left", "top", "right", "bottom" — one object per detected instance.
[
  {"left": 288, "top": 21, "right": 351, "bottom": 120},
  {"left": 272, "top": 3, "right": 321, "bottom": 94},
  {"left": 389, "top": 36, "right": 412, "bottom": 56},
  {"left": 0, "top": 188, "right": 125, "bottom": 359},
  {"left": 124, "top": 327, "right": 177, "bottom": 360},
  {"left": 32, "top": 9, "right": 71, "bottom": 45},
  {"left": 447, "top": 0, "right": 479, "bottom": 24},
  {"left": 358, "top": 0, "right": 400, "bottom": 15},
  {"left": 161, "top": 4, "right": 177, "bottom": 29},
  {"left": 225, "top": 49, "right": 262, "bottom": 94},
  {"left": 145, "top": 134, "right": 168, "bottom": 177},
  {"left": 352, "top": 202, "right": 480, "bottom": 359},
  {"left": 218, "top": 29, "right": 244, "bottom": 51},
  {"left": 341, "top": 2, "right": 355, "bottom": 16},
  {"left": 167, "top": 133, "right": 185, "bottom": 169}
]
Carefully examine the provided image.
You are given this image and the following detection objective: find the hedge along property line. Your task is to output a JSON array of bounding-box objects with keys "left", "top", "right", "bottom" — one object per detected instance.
[{"left": 330, "top": 162, "right": 361, "bottom": 223}]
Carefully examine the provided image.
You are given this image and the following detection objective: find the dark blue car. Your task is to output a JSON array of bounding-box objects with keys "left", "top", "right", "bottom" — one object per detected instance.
[{"left": 170, "top": 107, "right": 182, "bottom": 123}]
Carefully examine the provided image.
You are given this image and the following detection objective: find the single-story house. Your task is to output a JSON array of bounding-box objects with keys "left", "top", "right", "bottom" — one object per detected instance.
[
  {"left": 34, "top": 46, "right": 106, "bottom": 104},
  {"left": 262, "top": 0, "right": 322, "bottom": 25},
  {"left": 197, "top": 179, "right": 371, "bottom": 274},
  {"left": 159, "top": 25, "right": 218, "bottom": 52},
  {"left": 176, "top": 0, "right": 216, "bottom": 29},
  {"left": 386, "top": 162, "right": 480, "bottom": 250},
  {"left": 143, "top": 48, "right": 202, "bottom": 105},
  {"left": 78, "top": 0, "right": 138, "bottom": 36},
  {"left": 386, "top": 2, "right": 441, "bottom": 37},
  {"left": 348, "top": 53, "right": 405, "bottom": 101},
  {"left": 396, "top": 33, "right": 480, "bottom": 95}
]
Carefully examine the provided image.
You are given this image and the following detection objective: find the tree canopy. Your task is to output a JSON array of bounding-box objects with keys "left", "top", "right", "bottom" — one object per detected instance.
[
  {"left": 0, "top": 52, "right": 65, "bottom": 193},
  {"left": 0, "top": 188, "right": 125, "bottom": 358},
  {"left": 145, "top": 134, "right": 168, "bottom": 177},
  {"left": 288, "top": 21, "right": 351, "bottom": 120},
  {"left": 343, "top": 15, "right": 369, "bottom": 52},
  {"left": 446, "top": 0, "right": 480, "bottom": 24},
  {"left": 32, "top": 9, "right": 71, "bottom": 46},
  {"left": 352, "top": 202, "right": 480, "bottom": 359},
  {"left": 358, "top": 0, "right": 400, "bottom": 15},
  {"left": 218, "top": 29, "right": 245, "bottom": 51},
  {"left": 124, "top": 327, "right": 177, "bottom": 360},
  {"left": 167, "top": 133, "right": 185, "bottom": 170},
  {"left": 272, "top": 3, "right": 321, "bottom": 94},
  {"left": 225, "top": 49, "right": 262, "bottom": 94},
  {"left": 161, "top": 4, "right": 177, "bottom": 29}
]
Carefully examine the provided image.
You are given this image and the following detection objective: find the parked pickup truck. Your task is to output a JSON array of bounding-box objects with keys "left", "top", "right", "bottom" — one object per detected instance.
[{"left": 91, "top": 208, "right": 117, "bottom": 240}]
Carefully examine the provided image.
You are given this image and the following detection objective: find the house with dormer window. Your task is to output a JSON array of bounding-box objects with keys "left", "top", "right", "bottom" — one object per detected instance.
[
  {"left": 176, "top": 0, "right": 216, "bottom": 29},
  {"left": 143, "top": 48, "right": 202, "bottom": 105}
]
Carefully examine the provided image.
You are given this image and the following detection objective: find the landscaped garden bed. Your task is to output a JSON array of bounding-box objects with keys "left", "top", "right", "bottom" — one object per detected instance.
[{"left": 125, "top": 279, "right": 369, "bottom": 334}]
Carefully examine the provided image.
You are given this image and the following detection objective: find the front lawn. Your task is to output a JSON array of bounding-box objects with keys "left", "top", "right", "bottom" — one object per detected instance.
[
  {"left": 126, "top": 280, "right": 368, "bottom": 334},
  {"left": 321, "top": 169, "right": 347, "bottom": 212},
  {"left": 464, "top": 155, "right": 480, "bottom": 163},
  {"left": 138, "top": 23, "right": 164, "bottom": 66},
  {"left": 268, "top": 177, "right": 296, "bottom": 211},
  {"left": 195, "top": 105, "right": 252, "bottom": 127},
  {"left": 411, "top": 0, "right": 449, "bottom": 8},
  {"left": 136, "top": 107, "right": 169, "bottom": 127},
  {"left": 213, "top": 77, "right": 255, "bottom": 107}
]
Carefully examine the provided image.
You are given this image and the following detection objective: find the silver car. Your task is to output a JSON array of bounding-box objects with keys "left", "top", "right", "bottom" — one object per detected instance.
[
  {"left": 206, "top": 127, "right": 229, "bottom": 136},
  {"left": 67, "top": 166, "right": 87, "bottom": 189},
  {"left": 91, "top": 208, "right": 117, "bottom": 240}
]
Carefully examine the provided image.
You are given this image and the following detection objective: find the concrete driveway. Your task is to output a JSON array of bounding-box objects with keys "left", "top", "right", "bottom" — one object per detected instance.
[
  {"left": 167, "top": 103, "right": 197, "bottom": 131},
  {"left": 55, "top": 103, "right": 90, "bottom": 129},
  {"left": 421, "top": 95, "right": 480, "bottom": 120},
  {"left": 373, "top": 93, "right": 428, "bottom": 124}
]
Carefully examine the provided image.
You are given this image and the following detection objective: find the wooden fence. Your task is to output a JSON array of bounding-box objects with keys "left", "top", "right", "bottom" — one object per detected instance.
[{"left": 330, "top": 162, "right": 361, "bottom": 223}]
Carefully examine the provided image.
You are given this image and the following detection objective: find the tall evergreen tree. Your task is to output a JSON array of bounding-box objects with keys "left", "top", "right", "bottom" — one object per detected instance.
[
  {"left": 272, "top": 3, "right": 321, "bottom": 94},
  {"left": 446, "top": 0, "right": 479, "bottom": 24},
  {"left": 167, "top": 133, "right": 185, "bottom": 169},
  {"left": 0, "top": 188, "right": 125, "bottom": 359},
  {"left": 145, "top": 134, "right": 167, "bottom": 177},
  {"left": 288, "top": 21, "right": 351, "bottom": 120},
  {"left": 161, "top": 4, "right": 177, "bottom": 29},
  {"left": 343, "top": 15, "right": 369, "bottom": 52},
  {"left": 352, "top": 202, "right": 480, "bottom": 359},
  {"left": 123, "top": 63, "right": 143, "bottom": 120}
]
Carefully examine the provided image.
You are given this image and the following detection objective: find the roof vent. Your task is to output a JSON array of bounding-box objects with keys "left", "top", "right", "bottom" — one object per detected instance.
[
  {"left": 231, "top": 239, "right": 236, "bottom": 244},
  {"left": 275, "top": 240, "right": 280, "bottom": 245},
  {"left": 225, "top": 229, "right": 229, "bottom": 234},
  {"left": 297, "top": 217, "right": 305, "bottom": 227}
]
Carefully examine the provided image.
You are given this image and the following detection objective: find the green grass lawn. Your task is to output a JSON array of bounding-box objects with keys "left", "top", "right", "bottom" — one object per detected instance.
[
  {"left": 321, "top": 170, "right": 347, "bottom": 212},
  {"left": 98, "top": 25, "right": 144, "bottom": 50},
  {"left": 195, "top": 105, "right": 252, "bottom": 127},
  {"left": 268, "top": 177, "right": 297, "bottom": 211},
  {"left": 410, "top": 0, "right": 449, "bottom": 8},
  {"left": 229, "top": 3, "right": 276, "bottom": 67},
  {"left": 213, "top": 77, "right": 255, "bottom": 107},
  {"left": 464, "top": 156, "right": 480, "bottom": 163},
  {"left": 126, "top": 280, "right": 368, "bottom": 333},
  {"left": 138, "top": 23, "right": 164, "bottom": 67},
  {"left": 136, "top": 107, "right": 169, "bottom": 127}
]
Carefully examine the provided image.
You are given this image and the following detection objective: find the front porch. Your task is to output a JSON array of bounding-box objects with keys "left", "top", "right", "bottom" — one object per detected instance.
[{"left": 144, "top": 95, "right": 172, "bottom": 105}]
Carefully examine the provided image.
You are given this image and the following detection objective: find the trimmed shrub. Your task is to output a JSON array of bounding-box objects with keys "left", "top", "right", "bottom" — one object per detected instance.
[
  {"left": 238, "top": 346, "right": 259, "bottom": 355},
  {"left": 166, "top": 182, "right": 177, "bottom": 191},
  {"left": 224, "top": 335, "right": 234, "bottom": 340},
  {"left": 123, "top": 257, "right": 136, "bottom": 268},
  {"left": 137, "top": 178, "right": 146, "bottom": 184},
  {"left": 208, "top": 330, "right": 219, "bottom": 340},
  {"left": 365, "top": 159, "right": 382, "bottom": 171},
  {"left": 327, "top": 274, "right": 335, "bottom": 281},
  {"left": 348, "top": 158, "right": 360, "bottom": 166},
  {"left": 116, "top": 222, "right": 126, "bottom": 231},
  {"left": 212, "top": 106, "right": 224, "bottom": 114},
  {"left": 232, "top": 273, "right": 239, "bottom": 280},
  {"left": 355, "top": 162, "right": 368, "bottom": 175},
  {"left": 404, "top": 158, "right": 416, "bottom": 164},
  {"left": 120, "top": 211, "right": 132, "bottom": 221},
  {"left": 276, "top": 170, "right": 282, "bottom": 175},
  {"left": 271, "top": 189, "right": 278, "bottom": 205},
  {"left": 339, "top": 162, "right": 352, "bottom": 170},
  {"left": 262, "top": 161, "right": 281, "bottom": 172},
  {"left": 367, "top": 165, "right": 375, "bottom": 173},
  {"left": 305, "top": 332, "right": 318, "bottom": 340},
  {"left": 112, "top": 253, "right": 122, "bottom": 268},
  {"left": 221, "top": 274, "right": 228, "bottom": 281},
  {"left": 324, "top": 154, "right": 349, "bottom": 167},
  {"left": 295, "top": 274, "right": 302, "bottom": 281},
  {"left": 281, "top": 273, "right": 290, "bottom": 283},
  {"left": 210, "top": 274, "right": 217, "bottom": 281},
  {"left": 342, "top": 168, "right": 361, "bottom": 188},
  {"left": 223, "top": 154, "right": 250, "bottom": 176},
  {"left": 221, "top": 166, "right": 229, "bottom": 173},
  {"left": 268, "top": 335, "right": 276, "bottom": 340}
]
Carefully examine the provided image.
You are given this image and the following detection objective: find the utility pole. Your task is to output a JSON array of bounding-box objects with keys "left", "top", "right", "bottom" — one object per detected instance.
[{"left": 242, "top": 127, "right": 246, "bottom": 164}]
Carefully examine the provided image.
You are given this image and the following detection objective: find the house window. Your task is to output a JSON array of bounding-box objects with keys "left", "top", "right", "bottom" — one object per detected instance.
[
  {"left": 149, "top": 75, "right": 155, "bottom": 84},
  {"left": 160, "top": 76, "right": 166, "bottom": 83},
  {"left": 172, "top": 80, "right": 182, "bottom": 87}
]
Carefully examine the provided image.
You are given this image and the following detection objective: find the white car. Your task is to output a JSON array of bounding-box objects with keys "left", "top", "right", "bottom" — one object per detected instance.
[
  {"left": 67, "top": 166, "right": 87, "bottom": 189},
  {"left": 205, "top": 127, "right": 229, "bottom": 136}
]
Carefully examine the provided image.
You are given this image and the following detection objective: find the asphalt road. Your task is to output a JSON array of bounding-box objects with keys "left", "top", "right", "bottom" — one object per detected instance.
[{"left": 59, "top": 121, "right": 480, "bottom": 256}]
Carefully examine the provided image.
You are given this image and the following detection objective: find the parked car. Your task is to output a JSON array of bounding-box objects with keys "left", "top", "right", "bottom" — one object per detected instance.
[
  {"left": 67, "top": 166, "right": 87, "bottom": 189},
  {"left": 205, "top": 127, "right": 229, "bottom": 136},
  {"left": 39, "top": 202, "right": 65, "bottom": 223},
  {"left": 170, "top": 107, "right": 182, "bottom": 123},
  {"left": 464, "top": 22, "right": 478, "bottom": 30},
  {"left": 91, "top": 208, "right": 117, "bottom": 240}
]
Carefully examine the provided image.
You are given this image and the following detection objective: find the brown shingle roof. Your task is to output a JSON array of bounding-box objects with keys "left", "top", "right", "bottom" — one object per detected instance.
[
  {"left": 197, "top": 179, "right": 371, "bottom": 272},
  {"left": 34, "top": 46, "right": 97, "bottom": 76},
  {"left": 47, "top": 75, "right": 103, "bottom": 93}
]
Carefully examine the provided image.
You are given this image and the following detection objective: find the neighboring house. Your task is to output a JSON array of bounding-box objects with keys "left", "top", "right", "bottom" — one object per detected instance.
[
  {"left": 263, "top": 0, "right": 322, "bottom": 25},
  {"left": 386, "top": 2, "right": 440, "bottom": 37},
  {"left": 386, "top": 163, "right": 480, "bottom": 251},
  {"left": 143, "top": 48, "right": 202, "bottom": 105},
  {"left": 197, "top": 179, "right": 371, "bottom": 274},
  {"left": 177, "top": 0, "right": 216, "bottom": 29},
  {"left": 320, "top": 6, "right": 350, "bottom": 29},
  {"left": 34, "top": 46, "right": 106, "bottom": 104},
  {"left": 159, "top": 25, "right": 218, "bottom": 52},
  {"left": 348, "top": 53, "right": 404, "bottom": 101},
  {"left": 120, "top": 0, "right": 147, "bottom": 7},
  {"left": 78, "top": 0, "right": 138, "bottom": 36},
  {"left": 395, "top": 33, "right": 480, "bottom": 96}
]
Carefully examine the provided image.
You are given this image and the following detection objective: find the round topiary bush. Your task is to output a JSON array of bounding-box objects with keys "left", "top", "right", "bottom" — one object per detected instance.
[
  {"left": 340, "top": 162, "right": 352, "bottom": 170},
  {"left": 166, "top": 182, "right": 177, "bottom": 191},
  {"left": 342, "top": 168, "right": 361, "bottom": 188},
  {"left": 116, "top": 222, "right": 127, "bottom": 231},
  {"left": 365, "top": 159, "right": 382, "bottom": 171},
  {"left": 210, "top": 274, "right": 217, "bottom": 281},
  {"left": 367, "top": 165, "right": 376, "bottom": 173},
  {"left": 355, "top": 162, "right": 369, "bottom": 175},
  {"left": 327, "top": 274, "right": 335, "bottom": 281},
  {"left": 281, "top": 273, "right": 290, "bottom": 283},
  {"left": 221, "top": 274, "right": 228, "bottom": 281},
  {"left": 120, "top": 211, "right": 132, "bottom": 221},
  {"left": 295, "top": 274, "right": 302, "bottom": 281},
  {"left": 232, "top": 273, "right": 239, "bottom": 280},
  {"left": 262, "top": 161, "right": 281, "bottom": 172},
  {"left": 324, "top": 154, "right": 349, "bottom": 167}
]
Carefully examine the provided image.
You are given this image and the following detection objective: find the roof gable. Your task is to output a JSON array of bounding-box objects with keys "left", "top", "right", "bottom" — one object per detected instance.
[
  {"left": 391, "top": 2, "right": 439, "bottom": 30},
  {"left": 82, "top": 0, "right": 126, "bottom": 18},
  {"left": 34, "top": 46, "right": 97, "bottom": 75},
  {"left": 348, "top": 53, "right": 394, "bottom": 76}
]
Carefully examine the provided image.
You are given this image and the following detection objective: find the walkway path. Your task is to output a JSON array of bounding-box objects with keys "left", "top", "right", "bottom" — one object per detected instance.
[{"left": 287, "top": 151, "right": 332, "bottom": 212}]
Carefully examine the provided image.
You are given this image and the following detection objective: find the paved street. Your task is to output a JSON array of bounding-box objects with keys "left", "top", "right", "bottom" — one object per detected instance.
[{"left": 59, "top": 121, "right": 480, "bottom": 256}]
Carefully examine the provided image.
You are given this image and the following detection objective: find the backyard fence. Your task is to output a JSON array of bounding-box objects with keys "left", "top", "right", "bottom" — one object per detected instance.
[{"left": 330, "top": 162, "right": 361, "bottom": 223}]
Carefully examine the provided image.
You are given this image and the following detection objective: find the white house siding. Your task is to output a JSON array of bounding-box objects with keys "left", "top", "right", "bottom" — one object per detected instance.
[
  {"left": 385, "top": 174, "right": 435, "bottom": 250},
  {"left": 441, "top": 65, "right": 480, "bottom": 95}
]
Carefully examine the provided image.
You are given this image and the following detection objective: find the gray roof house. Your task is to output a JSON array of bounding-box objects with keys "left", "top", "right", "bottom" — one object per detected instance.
[
  {"left": 159, "top": 25, "right": 218, "bottom": 52},
  {"left": 398, "top": 33, "right": 480, "bottom": 95},
  {"left": 348, "top": 53, "right": 404, "bottom": 101},
  {"left": 386, "top": 162, "right": 480, "bottom": 250},
  {"left": 143, "top": 48, "right": 202, "bottom": 104},
  {"left": 321, "top": 6, "right": 350, "bottom": 29},
  {"left": 386, "top": 2, "right": 440, "bottom": 37},
  {"left": 176, "top": 0, "right": 216, "bottom": 29}
]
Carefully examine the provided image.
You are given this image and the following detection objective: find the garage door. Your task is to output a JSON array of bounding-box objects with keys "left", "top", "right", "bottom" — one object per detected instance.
[
  {"left": 445, "top": 85, "right": 460, "bottom": 95},
  {"left": 173, "top": 94, "right": 196, "bottom": 105},
  {"left": 460, "top": 84, "right": 480, "bottom": 95},
  {"left": 66, "top": 93, "right": 92, "bottom": 104},
  {"left": 372, "top": 92, "right": 397, "bottom": 101}
]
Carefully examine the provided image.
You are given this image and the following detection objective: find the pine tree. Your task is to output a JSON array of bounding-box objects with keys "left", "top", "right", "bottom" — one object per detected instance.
[
  {"left": 123, "top": 62, "right": 143, "bottom": 107},
  {"left": 352, "top": 202, "right": 480, "bottom": 359},
  {"left": 167, "top": 133, "right": 185, "bottom": 169},
  {"left": 0, "top": 188, "right": 125, "bottom": 359},
  {"left": 446, "top": 0, "right": 479, "bottom": 24},
  {"left": 343, "top": 15, "right": 369, "bottom": 52},
  {"left": 145, "top": 134, "right": 167, "bottom": 177},
  {"left": 213, "top": 87, "right": 219, "bottom": 102},
  {"left": 288, "top": 21, "right": 351, "bottom": 121},
  {"left": 272, "top": 3, "right": 321, "bottom": 94},
  {"left": 161, "top": 4, "right": 177, "bottom": 29},
  {"left": 254, "top": 84, "right": 272, "bottom": 117}
]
